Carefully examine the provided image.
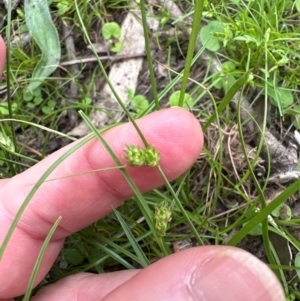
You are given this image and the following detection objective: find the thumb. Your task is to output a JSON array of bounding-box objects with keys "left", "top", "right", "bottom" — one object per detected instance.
[
  {"left": 30, "top": 246, "right": 284, "bottom": 301},
  {"left": 105, "top": 246, "right": 285, "bottom": 301}
]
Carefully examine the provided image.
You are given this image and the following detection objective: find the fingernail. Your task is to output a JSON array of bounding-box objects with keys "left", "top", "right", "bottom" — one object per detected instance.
[{"left": 187, "top": 248, "right": 285, "bottom": 301}]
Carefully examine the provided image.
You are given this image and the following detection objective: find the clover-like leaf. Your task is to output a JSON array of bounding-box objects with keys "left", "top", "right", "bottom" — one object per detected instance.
[
  {"left": 200, "top": 21, "right": 225, "bottom": 52},
  {"left": 169, "top": 91, "right": 193, "bottom": 109},
  {"left": 268, "top": 87, "right": 293, "bottom": 109},
  {"left": 295, "top": 252, "right": 300, "bottom": 280},
  {"left": 131, "top": 95, "right": 149, "bottom": 112},
  {"left": 64, "top": 248, "right": 84, "bottom": 265},
  {"left": 102, "top": 22, "right": 121, "bottom": 40}
]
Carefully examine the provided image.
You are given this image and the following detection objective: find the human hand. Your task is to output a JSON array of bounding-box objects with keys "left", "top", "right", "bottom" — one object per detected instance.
[{"left": 0, "top": 36, "right": 284, "bottom": 301}]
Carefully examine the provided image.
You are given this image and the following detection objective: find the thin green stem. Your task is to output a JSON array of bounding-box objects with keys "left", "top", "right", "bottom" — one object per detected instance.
[
  {"left": 139, "top": 0, "right": 159, "bottom": 110},
  {"left": 179, "top": 0, "right": 204, "bottom": 107},
  {"left": 74, "top": 0, "right": 149, "bottom": 147}
]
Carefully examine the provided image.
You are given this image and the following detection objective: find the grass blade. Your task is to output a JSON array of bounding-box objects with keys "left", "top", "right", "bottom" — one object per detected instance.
[
  {"left": 114, "top": 209, "right": 149, "bottom": 267},
  {"left": 22, "top": 216, "right": 62, "bottom": 301},
  {"left": 179, "top": 0, "right": 205, "bottom": 107},
  {"left": 139, "top": 0, "right": 159, "bottom": 110},
  {"left": 227, "top": 178, "right": 300, "bottom": 246}
]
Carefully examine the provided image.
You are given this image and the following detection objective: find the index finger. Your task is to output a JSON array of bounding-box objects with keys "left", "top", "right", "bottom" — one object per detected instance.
[
  {"left": 0, "top": 36, "right": 6, "bottom": 76},
  {"left": 0, "top": 108, "right": 203, "bottom": 298},
  {"left": 3, "top": 108, "right": 203, "bottom": 236}
]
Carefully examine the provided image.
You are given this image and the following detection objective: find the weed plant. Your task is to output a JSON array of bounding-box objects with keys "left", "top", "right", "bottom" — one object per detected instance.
[{"left": 1, "top": 0, "right": 300, "bottom": 299}]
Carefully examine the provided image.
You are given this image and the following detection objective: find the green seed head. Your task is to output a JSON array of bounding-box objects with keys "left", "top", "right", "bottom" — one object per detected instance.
[
  {"left": 124, "top": 144, "right": 160, "bottom": 167},
  {"left": 154, "top": 201, "right": 172, "bottom": 236},
  {"left": 144, "top": 145, "right": 160, "bottom": 167},
  {"left": 124, "top": 145, "right": 145, "bottom": 166}
]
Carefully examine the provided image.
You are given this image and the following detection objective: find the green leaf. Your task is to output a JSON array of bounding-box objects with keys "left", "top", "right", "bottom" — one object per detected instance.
[
  {"left": 212, "top": 73, "right": 223, "bottom": 89},
  {"left": 102, "top": 22, "right": 121, "bottom": 40},
  {"left": 292, "top": 105, "right": 300, "bottom": 129},
  {"left": 272, "top": 204, "right": 283, "bottom": 217},
  {"left": 227, "top": 177, "right": 300, "bottom": 246},
  {"left": 23, "top": 217, "right": 62, "bottom": 301},
  {"left": 267, "top": 87, "right": 293, "bottom": 109},
  {"left": 295, "top": 252, "right": 300, "bottom": 279},
  {"left": 286, "top": 294, "right": 295, "bottom": 301},
  {"left": 57, "top": 1, "right": 70, "bottom": 16},
  {"left": 131, "top": 95, "right": 148, "bottom": 112},
  {"left": 223, "top": 74, "right": 236, "bottom": 93},
  {"left": 296, "top": 0, "right": 300, "bottom": 12},
  {"left": 27, "top": 102, "right": 36, "bottom": 109},
  {"left": 33, "top": 86, "right": 41, "bottom": 97},
  {"left": 24, "top": 91, "right": 34, "bottom": 101},
  {"left": 272, "top": 203, "right": 292, "bottom": 220},
  {"left": 169, "top": 91, "right": 193, "bottom": 109},
  {"left": 0, "top": 102, "right": 17, "bottom": 115},
  {"left": 114, "top": 209, "right": 150, "bottom": 267},
  {"left": 245, "top": 223, "right": 262, "bottom": 236},
  {"left": 64, "top": 248, "right": 84, "bottom": 265},
  {"left": 24, "top": 0, "right": 61, "bottom": 95},
  {"left": 48, "top": 99, "right": 56, "bottom": 108},
  {"left": 222, "top": 61, "right": 236, "bottom": 73},
  {"left": 234, "top": 35, "right": 261, "bottom": 46},
  {"left": 200, "top": 21, "right": 225, "bottom": 52},
  {"left": 34, "top": 96, "right": 43, "bottom": 105},
  {"left": 111, "top": 41, "right": 122, "bottom": 53},
  {"left": 0, "top": 132, "right": 15, "bottom": 152},
  {"left": 41, "top": 106, "right": 52, "bottom": 114},
  {"left": 82, "top": 97, "right": 92, "bottom": 105},
  {"left": 127, "top": 88, "right": 135, "bottom": 100}
]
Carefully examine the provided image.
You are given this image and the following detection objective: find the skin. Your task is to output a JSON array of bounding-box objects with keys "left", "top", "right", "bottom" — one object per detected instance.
[{"left": 0, "top": 36, "right": 285, "bottom": 301}]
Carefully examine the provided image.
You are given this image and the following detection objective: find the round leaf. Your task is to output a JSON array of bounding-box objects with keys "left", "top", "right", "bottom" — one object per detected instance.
[
  {"left": 169, "top": 91, "right": 193, "bottom": 109},
  {"left": 111, "top": 41, "right": 122, "bottom": 53},
  {"left": 244, "top": 222, "right": 262, "bottom": 236},
  {"left": 295, "top": 252, "right": 300, "bottom": 279},
  {"left": 102, "top": 22, "right": 121, "bottom": 40},
  {"left": 64, "top": 248, "right": 84, "bottom": 265},
  {"left": 268, "top": 87, "right": 293, "bottom": 108},
  {"left": 222, "top": 61, "right": 236, "bottom": 73},
  {"left": 131, "top": 95, "right": 148, "bottom": 112},
  {"left": 296, "top": 0, "right": 300, "bottom": 13},
  {"left": 212, "top": 73, "right": 223, "bottom": 89},
  {"left": 292, "top": 105, "right": 300, "bottom": 129},
  {"left": 0, "top": 102, "right": 17, "bottom": 115},
  {"left": 200, "top": 21, "right": 225, "bottom": 52},
  {"left": 24, "top": 90, "right": 34, "bottom": 101}
]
